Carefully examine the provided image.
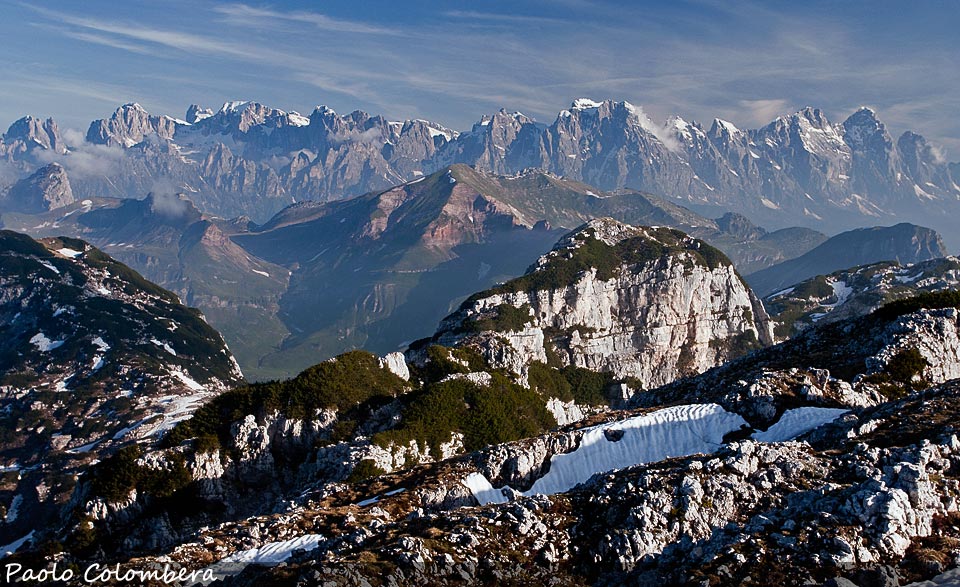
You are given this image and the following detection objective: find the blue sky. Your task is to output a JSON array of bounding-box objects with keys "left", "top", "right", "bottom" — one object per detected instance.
[{"left": 1, "top": 0, "right": 957, "bottom": 157}]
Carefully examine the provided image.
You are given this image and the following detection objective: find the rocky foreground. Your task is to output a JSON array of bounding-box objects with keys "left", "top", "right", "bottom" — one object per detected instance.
[{"left": 3, "top": 221, "right": 960, "bottom": 586}]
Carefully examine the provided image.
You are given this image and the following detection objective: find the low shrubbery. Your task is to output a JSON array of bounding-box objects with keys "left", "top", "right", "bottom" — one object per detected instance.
[
  {"left": 461, "top": 303, "right": 532, "bottom": 333},
  {"left": 164, "top": 350, "right": 409, "bottom": 449},
  {"left": 88, "top": 445, "right": 191, "bottom": 502},
  {"left": 527, "top": 362, "right": 615, "bottom": 406},
  {"left": 374, "top": 371, "right": 556, "bottom": 455},
  {"left": 872, "top": 290, "right": 960, "bottom": 321}
]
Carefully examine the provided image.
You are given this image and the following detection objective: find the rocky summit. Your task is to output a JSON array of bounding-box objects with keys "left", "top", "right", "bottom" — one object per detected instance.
[{"left": 425, "top": 218, "right": 774, "bottom": 391}]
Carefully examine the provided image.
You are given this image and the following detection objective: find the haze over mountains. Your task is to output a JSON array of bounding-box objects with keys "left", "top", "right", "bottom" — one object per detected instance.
[{"left": 1, "top": 98, "right": 958, "bottom": 249}]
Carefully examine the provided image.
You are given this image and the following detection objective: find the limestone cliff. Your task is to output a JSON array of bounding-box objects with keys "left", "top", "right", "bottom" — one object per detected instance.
[{"left": 426, "top": 218, "right": 774, "bottom": 389}]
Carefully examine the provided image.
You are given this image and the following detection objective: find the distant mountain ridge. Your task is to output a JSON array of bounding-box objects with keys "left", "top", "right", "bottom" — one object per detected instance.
[
  {"left": 1, "top": 99, "right": 957, "bottom": 247},
  {"left": 9, "top": 165, "right": 944, "bottom": 380},
  {"left": 745, "top": 223, "right": 948, "bottom": 296}
]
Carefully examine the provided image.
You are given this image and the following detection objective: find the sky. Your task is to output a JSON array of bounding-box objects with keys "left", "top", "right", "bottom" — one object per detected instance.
[{"left": 1, "top": 0, "right": 957, "bottom": 158}]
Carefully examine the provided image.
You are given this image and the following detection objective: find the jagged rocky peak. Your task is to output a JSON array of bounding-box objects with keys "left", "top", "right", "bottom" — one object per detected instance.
[
  {"left": 708, "top": 117, "right": 742, "bottom": 138},
  {"left": 86, "top": 102, "right": 180, "bottom": 147},
  {"left": 842, "top": 106, "right": 885, "bottom": 140},
  {"left": 185, "top": 103, "right": 213, "bottom": 124},
  {"left": 565, "top": 97, "right": 647, "bottom": 124},
  {"left": 2, "top": 162, "right": 74, "bottom": 213},
  {"left": 2, "top": 115, "right": 66, "bottom": 154},
  {"left": 426, "top": 218, "right": 774, "bottom": 389}
]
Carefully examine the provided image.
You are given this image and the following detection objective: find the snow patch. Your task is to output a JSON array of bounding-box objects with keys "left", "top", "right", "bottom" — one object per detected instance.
[
  {"left": 463, "top": 473, "right": 510, "bottom": 505},
  {"left": 287, "top": 112, "right": 310, "bottom": 127},
  {"left": 67, "top": 440, "right": 101, "bottom": 454},
  {"left": 57, "top": 247, "right": 83, "bottom": 258},
  {"left": 200, "top": 534, "right": 324, "bottom": 582},
  {"left": 172, "top": 370, "right": 204, "bottom": 391},
  {"left": 571, "top": 98, "right": 603, "bottom": 110},
  {"left": 466, "top": 404, "right": 748, "bottom": 505},
  {"left": 0, "top": 531, "right": 34, "bottom": 558},
  {"left": 151, "top": 339, "right": 177, "bottom": 356},
  {"left": 39, "top": 261, "right": 60, "bottom": 275},
  {"left": 5, "top": 495, "right": 22, "bottom": 523},
  {"left": 251, "top": 269, "right": 270, "bottom": 277},
  {"left": 30, "top": 332, "right": 64, "bottom": 352},
  {"left": 823, "top": 279, "right": 853, "bottom": 308},
  {"left": 752, "top": 407, "right": 849, "bottom": 442}
]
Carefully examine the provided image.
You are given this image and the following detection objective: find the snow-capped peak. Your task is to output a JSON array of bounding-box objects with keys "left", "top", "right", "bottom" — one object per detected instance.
[
  {"left": 286, "top": 112, "right": 310, "bottom": 127},
  {"left": 313, "top": 105, "right": 338, "bottom": 117},
  {"left": 713, "top": 118, "right": 741, "bottom": 135},
  {"left": 219, "top": 101, "right": 251, "bottom": 114},
  {"left": 571, "top": 98, "right": 604, "bottom": 110}
]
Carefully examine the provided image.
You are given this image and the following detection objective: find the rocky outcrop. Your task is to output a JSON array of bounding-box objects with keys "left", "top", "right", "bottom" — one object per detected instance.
[
  {"left": 110, "top": 379, "right": 960, "bottom": 587},
  {"left": 1, "top": 115, "right": 66, "bottom": 157},
  {"left": 1, "top": 162, "right": 74, "bottom": 212},
  {"left": 85, "top": 103, "right": 180, "bottom": 147},
  {"left": 642, "top": 299, "right": 960, "bottom": 430},
  {"left": 428, "top": 218, "right": 774, "bottom": 388},
  {"left": 0, "top": 230, "right": 244, "bottom": 552}
]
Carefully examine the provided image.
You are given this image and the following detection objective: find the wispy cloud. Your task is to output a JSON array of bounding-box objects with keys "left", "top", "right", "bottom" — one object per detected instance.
[
  {"left": 4, "top": 0, "right": 958, "bottom": 160},
  {"left": 443, "top": 10, "right": 566, "bottom": 26},
  {"left": 24, "top": 4, "right": 258, "bottom": 58},
  {"left": 737, "top": 99, "right": 792, "bottom": 126},
  {"left": 213, "top": 3, "right": 400, "bottom": 35}
]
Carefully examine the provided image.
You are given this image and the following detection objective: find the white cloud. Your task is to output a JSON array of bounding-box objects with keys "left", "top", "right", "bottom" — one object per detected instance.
[
  {"left": 213, "top": 4, "right": 400, "bottom": 35},
  {"left": 738, "top": 99, "right": 792, "bottom": 127}
]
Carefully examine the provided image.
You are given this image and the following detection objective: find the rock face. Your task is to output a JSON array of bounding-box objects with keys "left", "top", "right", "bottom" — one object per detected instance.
[
  {"left": 428, "top": 218, "right": 773, "bottom": 388},
  {"left": 0, "top": 115, "right": 66, "bottom": 157},
  {"left": 85, "top": 103, "right": 180, "bottom": 147},
  {"left": 1, "top": 162, "right": 74, "bottom": 212},
  {"left": 747, "top": 222, "right": 948, "bottom": 296}
]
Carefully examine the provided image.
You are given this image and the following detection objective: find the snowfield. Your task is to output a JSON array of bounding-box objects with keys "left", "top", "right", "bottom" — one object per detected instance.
[
  {"left": 465, "top": 403, "right": 849, "bottom": 505},
  {"left": 752, "top": 407, "right": 849, "bottom": 442},
  {"left": 198, "top": 535, "right": 324, "bottom": 584}
]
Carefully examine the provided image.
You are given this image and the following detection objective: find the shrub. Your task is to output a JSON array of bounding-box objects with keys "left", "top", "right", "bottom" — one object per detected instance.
[
  {"left": 873, "top": 290, "right": 960, "bottom": 321},
  {"left": 347, "top": 459, "right": 387, "bottom": 483},
  {"left": 165, "top": 350, "right": 409, "bottom": 447},
  {"left": 374, "top": 373, "right": 556, "bottom": 455},
  {"left": 885, "top": 348, "right": 929, "bottom": 384},
  {"left": 462, "top": 303, "right": 532, "bottom": 333},
  {"left": 88, "top": 446, "right": 191, "bottom": 502}
]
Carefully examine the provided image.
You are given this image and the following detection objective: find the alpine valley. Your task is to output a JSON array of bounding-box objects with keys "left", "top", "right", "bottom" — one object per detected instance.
[{"left": 0, "top": 94, "right": 958, "bottom": 587}]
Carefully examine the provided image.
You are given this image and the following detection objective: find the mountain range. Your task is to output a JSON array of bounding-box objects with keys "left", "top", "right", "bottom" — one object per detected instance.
[
  {"left": 1, "top": 98, "right": 958, "bottom": 250},
  {"left": 2, "top": 162, "right": 945, "bottom": 380}
]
